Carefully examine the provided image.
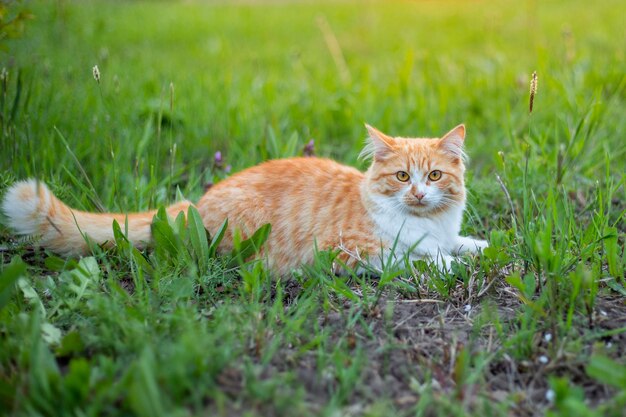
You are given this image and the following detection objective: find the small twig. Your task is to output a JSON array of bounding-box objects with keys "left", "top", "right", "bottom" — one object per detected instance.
[
  {"left": 476, "top": 275, "right": 502, "bottom": 298},
  {"left": 392, "top": 309, "right": 421, "bottom": 330},
  {"left": 466, "top": 271, "right": 477, "bottom": 302},
  {"left": 449, "top": 304, "right": 475, "bottom": 326},
  {"left": 396, "top": 299, "right": 444, "bottom": 304}
]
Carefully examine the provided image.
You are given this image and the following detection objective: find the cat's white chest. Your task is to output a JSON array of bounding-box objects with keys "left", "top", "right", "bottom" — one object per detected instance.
[{"left": 367, "top": 195, "right": 463, "bottom": 260}]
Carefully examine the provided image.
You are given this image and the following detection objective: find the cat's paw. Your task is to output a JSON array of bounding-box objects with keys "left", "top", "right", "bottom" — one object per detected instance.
[
  {"left": 472, "top": 239, "right": 489, "bottom": 251},
  {"left": 453, "top": 236, "right": 489, "bottom": 255},
  {"left": 434, "top": 254, "right": 457, "bottom": 274}
]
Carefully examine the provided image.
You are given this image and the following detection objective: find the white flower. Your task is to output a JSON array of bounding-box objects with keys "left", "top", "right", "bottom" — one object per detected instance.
[
  {"left": 539, "top": 355, "right": 549, "bottom": 364},
  {"left": 546, "top": 389, "right": 555, "bottom": 402}
]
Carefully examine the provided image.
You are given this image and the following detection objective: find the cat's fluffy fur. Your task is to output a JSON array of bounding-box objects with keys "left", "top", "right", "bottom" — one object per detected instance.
[{"left": 1, "top": 124, "right": 487, "bottom": 274}]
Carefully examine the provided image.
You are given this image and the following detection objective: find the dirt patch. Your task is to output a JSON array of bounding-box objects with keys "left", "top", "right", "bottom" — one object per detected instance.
[{"left": 258, "top": 281, "right": 626, "bottom": 416}]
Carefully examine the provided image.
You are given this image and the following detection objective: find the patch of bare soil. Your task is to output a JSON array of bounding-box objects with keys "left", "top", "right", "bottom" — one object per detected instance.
[{"left": 260, "top": 281, "right": 626, "bottom": 416}]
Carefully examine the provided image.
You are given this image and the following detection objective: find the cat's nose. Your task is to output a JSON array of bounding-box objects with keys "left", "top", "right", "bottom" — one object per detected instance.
[{"left": 414, "top": 192, "right": 425, "bottom": 201}]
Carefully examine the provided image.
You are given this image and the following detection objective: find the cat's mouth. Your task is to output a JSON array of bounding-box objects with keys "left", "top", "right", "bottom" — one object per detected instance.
[
  {"left": 404, "top": 198, "right": 449, "bottom": 214},
  {"left": 405, "top": 199, "right": 431, "bottom": 210}
]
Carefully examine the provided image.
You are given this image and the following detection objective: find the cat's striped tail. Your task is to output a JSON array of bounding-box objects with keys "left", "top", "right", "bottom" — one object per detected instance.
[{"left": 1, "top": 179, "right": 191, "bottom": 255}]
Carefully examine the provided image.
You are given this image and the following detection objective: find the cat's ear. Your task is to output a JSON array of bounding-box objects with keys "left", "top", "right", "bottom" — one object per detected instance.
[
  {"left": 438, "top": 124, "right": 466, "bottom": 162},
  {"left": 361, "top": 124, "right": 395, "bottom": 161}
]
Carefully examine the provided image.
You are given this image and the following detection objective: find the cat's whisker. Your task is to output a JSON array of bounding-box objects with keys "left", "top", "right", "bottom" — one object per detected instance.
[
  {"left": 385, "top": 198, "right": 410, "bottom": 214},
  {"left": 436, "top": 198, "right": 460, "bottom": 210}
]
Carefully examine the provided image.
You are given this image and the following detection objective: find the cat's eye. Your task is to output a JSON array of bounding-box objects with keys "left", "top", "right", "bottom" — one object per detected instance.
[
  {"left": 428, "top": 170, "right": 442, "bottom": 181},
  {"left": 396, "top": 171, "right": 410, "bottom": 182}
]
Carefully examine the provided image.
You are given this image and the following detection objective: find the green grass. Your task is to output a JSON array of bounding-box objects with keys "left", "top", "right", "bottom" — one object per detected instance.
[{"left": 1, "top": 0, "right": 625, "bottom": 415}]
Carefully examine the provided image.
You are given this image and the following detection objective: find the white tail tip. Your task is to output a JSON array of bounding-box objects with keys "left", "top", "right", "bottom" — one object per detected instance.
[{"left": 1, "top": 179, "right": 52, "bottom": 236}]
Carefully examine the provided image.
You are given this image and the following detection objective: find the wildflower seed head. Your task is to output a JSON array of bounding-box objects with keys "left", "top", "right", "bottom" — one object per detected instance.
[
  {"left": 529, "top": 71, "right": 538, "bottom": 113},
  {"left": 92, "top": 65, "right": 101, "bottom": 84}
]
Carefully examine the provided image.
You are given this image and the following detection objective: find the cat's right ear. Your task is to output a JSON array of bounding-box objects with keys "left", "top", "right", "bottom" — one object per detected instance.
[
  {"left": 438, "top": 124, "right": 466, "bottom": 162},
  {"left": 361, "top": 124, "right": 395, "bottom": 161}
]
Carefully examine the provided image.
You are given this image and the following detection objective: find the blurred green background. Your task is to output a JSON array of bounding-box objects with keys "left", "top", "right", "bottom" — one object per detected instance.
[{"left": 1, "top": 0, "right": 624, "bottom": 210}]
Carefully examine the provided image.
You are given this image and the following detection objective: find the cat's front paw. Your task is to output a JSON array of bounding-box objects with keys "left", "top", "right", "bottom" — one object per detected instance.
[
  {"left": 453, "top": 236, "right": 489, "bottom": 255},
  {"left": 472, "top": 239, "right": 489, "bottom": 251},
  {"left": 434, "top": 254, "right": 457, "bottom": 274}
]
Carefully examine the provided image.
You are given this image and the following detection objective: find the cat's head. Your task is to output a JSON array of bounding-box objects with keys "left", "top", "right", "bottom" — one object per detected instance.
[{"left": 361, "top": 124, "right": 467, "bottom": 216}]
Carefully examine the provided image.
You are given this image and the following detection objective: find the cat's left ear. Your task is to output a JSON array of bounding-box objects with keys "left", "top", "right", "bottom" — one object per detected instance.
[
  {"left": 438, "top": 124, "right": 466, "bottom": 162},
  {"left": 362, "top": 124, "right": 396, "bottom": 161}
]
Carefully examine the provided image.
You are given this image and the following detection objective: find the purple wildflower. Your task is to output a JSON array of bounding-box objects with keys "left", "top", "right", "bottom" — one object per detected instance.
[
  {"left": 303, "top": 139, "right": 315, "bottom": 157},
  {"left": 214, "top": 151, "right": 223, "bottom": 168}
]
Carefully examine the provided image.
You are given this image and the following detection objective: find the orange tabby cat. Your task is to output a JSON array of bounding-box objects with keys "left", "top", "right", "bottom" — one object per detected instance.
[{"left": 1, "top": 124, "right": 487, "bottom": 274}]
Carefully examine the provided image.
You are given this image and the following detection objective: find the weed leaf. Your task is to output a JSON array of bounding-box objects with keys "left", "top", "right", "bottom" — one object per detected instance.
[
  {"left": 0, "top": 256, "right": 27, "bottom": 310},
  {"left": 187, "top": 205, "right": 209, "bottom": 272}
]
